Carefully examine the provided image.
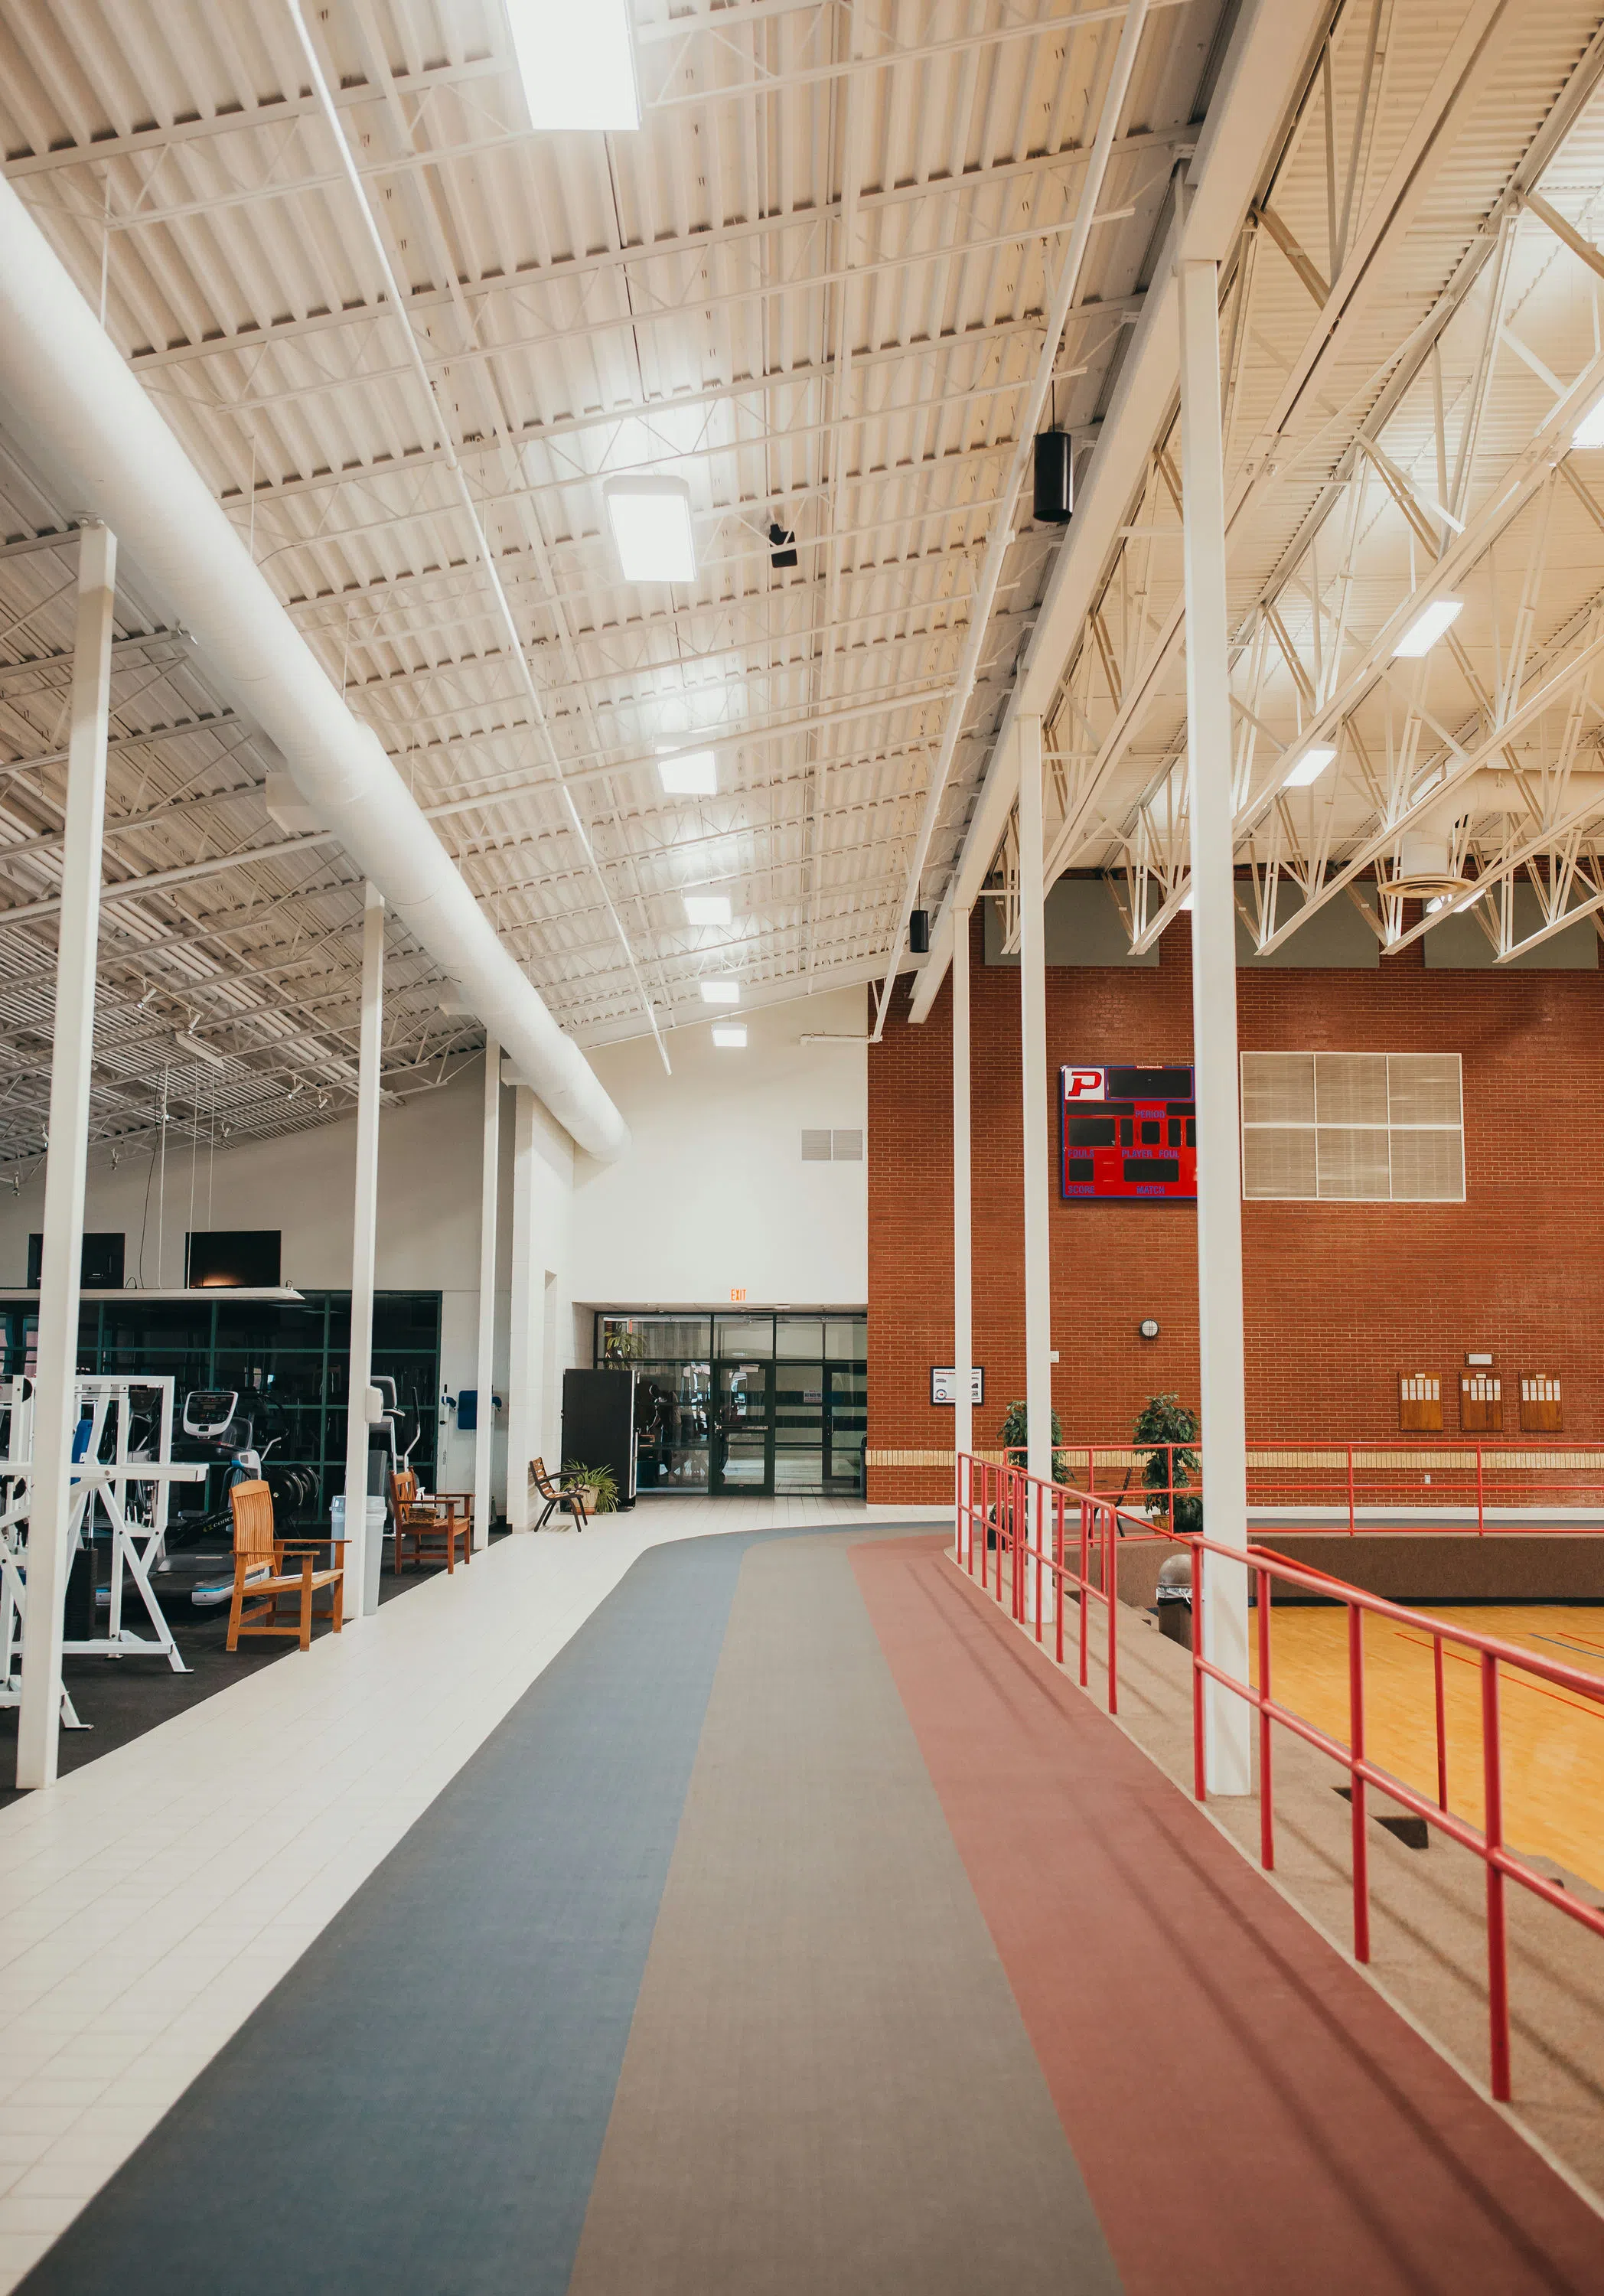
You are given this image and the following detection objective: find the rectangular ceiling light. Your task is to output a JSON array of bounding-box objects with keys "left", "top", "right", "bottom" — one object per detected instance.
[
  {"left": 1575, "top": 393, "right": 1604, "bottom": 448},
  {"left": 699, "top": 980, "right": 741, "bottom": 1004},
  {"left": 506, "top": 0, "right": 641, "bottom": 132},
  {"left": 684, "top": 892, "right": 731, "bottom": 926},
  {"left": 658, "top": 748, "right": 718, "bottom": 795},
  {"left": 712, "top": 1024, "right": 748, "bottom": 1049},
  {"left": 1285, "top": 743, "right": 1337, "bottom": 788},
  {"left": 1393, "top": 598, "right": 1462, "bottom": 657},
  {"left": 604, "top": 475, "right": 696, "bottom": 583}
]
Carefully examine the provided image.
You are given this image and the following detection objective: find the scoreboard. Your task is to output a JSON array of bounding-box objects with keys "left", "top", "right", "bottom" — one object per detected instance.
[{"left": 1060, "top": 1063, "right": 1196, "bottom": 1202}]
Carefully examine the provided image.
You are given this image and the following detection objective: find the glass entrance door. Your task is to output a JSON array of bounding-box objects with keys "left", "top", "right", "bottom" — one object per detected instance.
[{"left": 710, "top": 1360, "right": 773, "bottom": 1494}]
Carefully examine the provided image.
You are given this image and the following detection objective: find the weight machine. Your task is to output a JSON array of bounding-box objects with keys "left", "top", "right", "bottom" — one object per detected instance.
[{"left": 0, "top": 1376, "right": 205, "bottom": 1712}]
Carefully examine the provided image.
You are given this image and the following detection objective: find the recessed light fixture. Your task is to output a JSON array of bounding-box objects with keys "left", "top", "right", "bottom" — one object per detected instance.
[
  {"left": 699, "top": 980, "right": 741, "bottom": 1005},
  {"left": 657, "top": 748, "right": 718, "bottom": 795},
  {"left": 1285, "top": 743, "right": 1337, "bottom": 788},
  {"left": 684, "top": 892, "right": 732, "bottom": 926},
  {"left": 1393, "top": 598, "right": 1463, "bottom": 657},
  {"left": 1575, "top": 393, "right": 1604, "bottom": 449},
  {"left": 712, "top": 1023, "right": 748, "bottom": 1049},
  {"left": 505, "top": 0, "right": 641, "bottom": 132},
  {"left": 604, "top": 475, "right": 696, "bottom": 582}
]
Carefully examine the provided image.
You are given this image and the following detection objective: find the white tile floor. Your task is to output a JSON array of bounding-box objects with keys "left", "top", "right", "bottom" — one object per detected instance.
[{"left": 0, "top": 1498, "right": 939, "bottom": 2290}]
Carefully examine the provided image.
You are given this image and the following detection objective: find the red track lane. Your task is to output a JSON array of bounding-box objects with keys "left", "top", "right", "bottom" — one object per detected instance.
[{"left": 852, "top": 1536, "right": 1604, "bottom": 2296}]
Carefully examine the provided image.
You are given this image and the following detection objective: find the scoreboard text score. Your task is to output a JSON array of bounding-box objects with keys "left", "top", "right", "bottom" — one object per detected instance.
[{"left": 1060, "top": 1063, "right": 1196, "bottom": 1202}]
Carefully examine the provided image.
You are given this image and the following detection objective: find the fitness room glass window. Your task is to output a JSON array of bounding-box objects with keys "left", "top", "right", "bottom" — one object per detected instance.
[
  {"left": 598, "top": 1314, "right": 713, "bottom": 1491},
  {"left": 595, "top": 1310, "right": 867, "bottom": 1497}
]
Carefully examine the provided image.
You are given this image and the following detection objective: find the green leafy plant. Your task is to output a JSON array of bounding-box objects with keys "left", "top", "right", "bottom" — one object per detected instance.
[
  {"left": 999, "top": 1400, "right": 1069, "bottom": 1485},
  {"left": 602, "top": 1327, "right": 645, "bottom": 1364},
  {"left": 1132, "top": 1394, "right": 1201, "bottom": 1534},
  {"left": 562, "top": 1459, "right": 619, "bottom": 1512}
]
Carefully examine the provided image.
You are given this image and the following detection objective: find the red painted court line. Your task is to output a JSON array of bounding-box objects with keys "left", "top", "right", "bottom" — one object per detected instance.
[
  {"left": 852, "top": 1537, "right": 1604, "bottom": 2296},
  {"left": 1395, "top": 1629, "right": 1604, "bottom": 1720}
]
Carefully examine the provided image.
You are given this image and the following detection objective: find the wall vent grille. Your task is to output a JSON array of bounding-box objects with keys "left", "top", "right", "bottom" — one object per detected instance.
[{"left": 800, "top": 1129, "right": 863, "bottom": 1161}]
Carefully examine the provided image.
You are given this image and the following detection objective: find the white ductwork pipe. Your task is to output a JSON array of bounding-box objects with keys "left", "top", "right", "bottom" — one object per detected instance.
[{"left": 0, "top": 173, "right": 629, "bottom": 1165}]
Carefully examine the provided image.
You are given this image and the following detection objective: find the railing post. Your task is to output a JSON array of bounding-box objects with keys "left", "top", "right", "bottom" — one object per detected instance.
[
  {"left": 1483, "top": 1652, "right": 1511, "bottom": 2100},
  {"left": 1105, "top": 1506, "right": 1118, "bottom": 1715},
  {"left": 1434, "top": 1636, "right": 1448, "bottom": 1811},
  {"left": 1034, "top": 1481, "right": 1044, "bottom": 1644},
  {"left": 1476, "top": 1443, "right": 1485, "bottom": 1536},
  {"left": 1349, "top": 1602, "right": 1370, "bottom": 1963},
  {"left": 1055, "top": 1489, "right": 1064, "bottom": 1667},
  {"left": 1078, "top": 1499, "right": 1090, "bottom": 1686},
  {"left": 1347, "top": 1443, "right": 1355, "bottom": 1536},
  {"left": 1257, "top": 1564, "right": 1273, "bottom": 1870},
  {"left": 1192, "top": 1538, "right": 1207, "bottom": 1801},
  {"left": 1012, "top": 1471, "right": 1021, "bottom": 1621}
]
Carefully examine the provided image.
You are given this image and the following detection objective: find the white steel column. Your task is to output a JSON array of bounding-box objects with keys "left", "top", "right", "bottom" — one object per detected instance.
[
  {"left": 342, "top": 882, "right": 384, "bottom": 1621},
  {"left": 505, "top": 1085, "right": 536, "bottom": 1531},
  {"left": 16, "top": 524, "right": 116, "bottom": 1790},
  {"left": 952, "top": 902, "right": 973, "bottom": 1554},
  {"left": 1019, "top": 716, "right": 1054, "bottom": 1616},
  {"left": 473, "top": 1035, "right": 500, "bottom": 1551},
  {"left": 1179, "top": 255, "right": 1252, "bottom": 1793}
]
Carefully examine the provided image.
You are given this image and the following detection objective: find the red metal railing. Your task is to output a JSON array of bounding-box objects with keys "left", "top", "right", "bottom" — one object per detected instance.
[
  {"left": 1002, "top": 1439, "right": 1604, "bottom": 1534},
  {"left": 955, "top": 1451, "right": 1604, "bottom": 2103}
]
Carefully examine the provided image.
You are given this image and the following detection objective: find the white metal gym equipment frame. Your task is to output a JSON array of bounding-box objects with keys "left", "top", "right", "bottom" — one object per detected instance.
[{"left": 0, "top": 1391, "right": 206, "bottom": 1696}]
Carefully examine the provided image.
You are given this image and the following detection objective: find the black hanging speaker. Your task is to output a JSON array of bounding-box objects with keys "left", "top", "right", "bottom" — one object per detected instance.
[
  {"left": 908, "top": 908, "right": 931, "bottom": 955},
  {"left": 768, "top": 520, "right": 798, "bottom": 568},
  {"left": 1033, "top": 431, "right": 1074, "bottom": 524}
]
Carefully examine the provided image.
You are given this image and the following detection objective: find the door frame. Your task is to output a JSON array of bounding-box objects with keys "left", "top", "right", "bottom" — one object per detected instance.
[{"left": 709, "top": 1358, "right": 774, "bottom": 1496}]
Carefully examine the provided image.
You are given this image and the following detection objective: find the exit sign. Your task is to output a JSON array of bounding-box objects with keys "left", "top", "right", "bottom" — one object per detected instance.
[{"left": 729, "top": 1287, "right": 747, "bottom": 1303}]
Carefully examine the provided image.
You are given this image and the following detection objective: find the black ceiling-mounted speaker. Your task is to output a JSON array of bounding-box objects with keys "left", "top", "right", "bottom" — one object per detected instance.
[
  {"left": 768, "top": 520, "right": 798, "bottom": 568},
  {"left": 1033, "top": 430, "right": 1074, "bottom": 524},
  {"left": 908, "top": 908, "right": 931, "bottom": 955}
]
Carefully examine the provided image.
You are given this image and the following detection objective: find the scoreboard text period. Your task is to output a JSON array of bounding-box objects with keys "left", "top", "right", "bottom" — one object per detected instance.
[{"left": 1060, "top": 1063, "right": 1197, "bottom": 1202}]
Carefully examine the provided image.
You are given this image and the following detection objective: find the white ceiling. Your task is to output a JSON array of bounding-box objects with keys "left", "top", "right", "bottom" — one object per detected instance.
[
  {"left": 11, "top": 2, "right": 1595, "bottom": 1179},
  {"left": 973, "top": 0, "right": 1604, "bottom": 976},
  {"left": 0, "top": 0, "right": 1236, "bottom": 1170}
]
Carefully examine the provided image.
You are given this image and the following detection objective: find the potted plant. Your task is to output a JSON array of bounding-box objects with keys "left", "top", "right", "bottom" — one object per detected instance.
[
  {"left": 1132, "top": 1394, "right": 1201, "bottom": 1534},
  {"left": 999, "top": 1400, "right": 1070, "bottom": 1485},
  {"left": 562, "top": 1459, "right": 619, "bottom": 1515}
]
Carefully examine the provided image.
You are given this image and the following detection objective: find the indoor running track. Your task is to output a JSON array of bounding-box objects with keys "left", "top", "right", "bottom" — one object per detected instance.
[{"left": 18, "top": 1528, "right": 1604, "bottom": 2295}]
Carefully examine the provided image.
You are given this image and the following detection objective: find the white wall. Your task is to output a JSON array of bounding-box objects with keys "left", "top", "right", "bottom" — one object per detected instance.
[
  {"left": 0, "top": 985, "right": 866, "bottom": 1503},
  {"left": 569, "top": 984, "right": 869, "bottom": 1329}
]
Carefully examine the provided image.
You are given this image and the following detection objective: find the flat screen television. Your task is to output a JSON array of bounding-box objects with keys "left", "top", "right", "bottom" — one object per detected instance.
[
  {"left": 28, "top": 1232, "right": 125, "bottom": 1288},
  {"left": 185, "top": 1230, "right": 282, "bottom": 1288}
]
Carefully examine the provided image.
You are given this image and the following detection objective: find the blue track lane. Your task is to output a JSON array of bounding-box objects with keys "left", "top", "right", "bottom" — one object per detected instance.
[{"left": 20, "top": 1534, "right": 787, "bottom": 2296}]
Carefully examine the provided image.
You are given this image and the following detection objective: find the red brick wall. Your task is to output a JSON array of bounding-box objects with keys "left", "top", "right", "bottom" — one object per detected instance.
[{"left": 866, "top": 912, "right": 1604, "bottom": 1503}]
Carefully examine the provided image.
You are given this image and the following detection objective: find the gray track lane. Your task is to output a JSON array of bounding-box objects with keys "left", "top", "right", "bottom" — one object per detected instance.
[
  {"left": 568, "top": 1533, "right": 1124, "bottom": 2295},
  {"left": 17, "top": 1533, "right": 784, "bottom": 2296}
]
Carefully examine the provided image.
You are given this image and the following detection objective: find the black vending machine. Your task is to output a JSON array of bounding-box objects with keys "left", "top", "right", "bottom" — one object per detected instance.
[{"left": 560, "top": 1368, "right": 638, "bottom": 1509}]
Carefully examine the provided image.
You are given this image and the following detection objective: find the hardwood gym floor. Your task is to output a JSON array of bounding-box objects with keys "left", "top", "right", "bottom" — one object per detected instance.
[{"left": 1257, "top": 1603, "right": 1604, "bottom": 1890}]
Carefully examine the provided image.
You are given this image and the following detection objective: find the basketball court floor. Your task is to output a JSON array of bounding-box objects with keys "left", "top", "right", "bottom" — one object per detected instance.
[{"left": 1254, "top": 1603, "right": 1604, "bottom": 1893}]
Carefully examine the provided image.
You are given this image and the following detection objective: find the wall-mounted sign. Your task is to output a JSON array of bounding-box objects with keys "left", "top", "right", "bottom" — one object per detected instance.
[
  {"left": 729, "top": 1287, "right": 747, "bottom": 1303},
  {"left": 931, "top": 1365, "right": 984, "bottom": 1406},
  {"left": 1061, "top": 1063, "right": 1196, "bottom": 1202}
]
